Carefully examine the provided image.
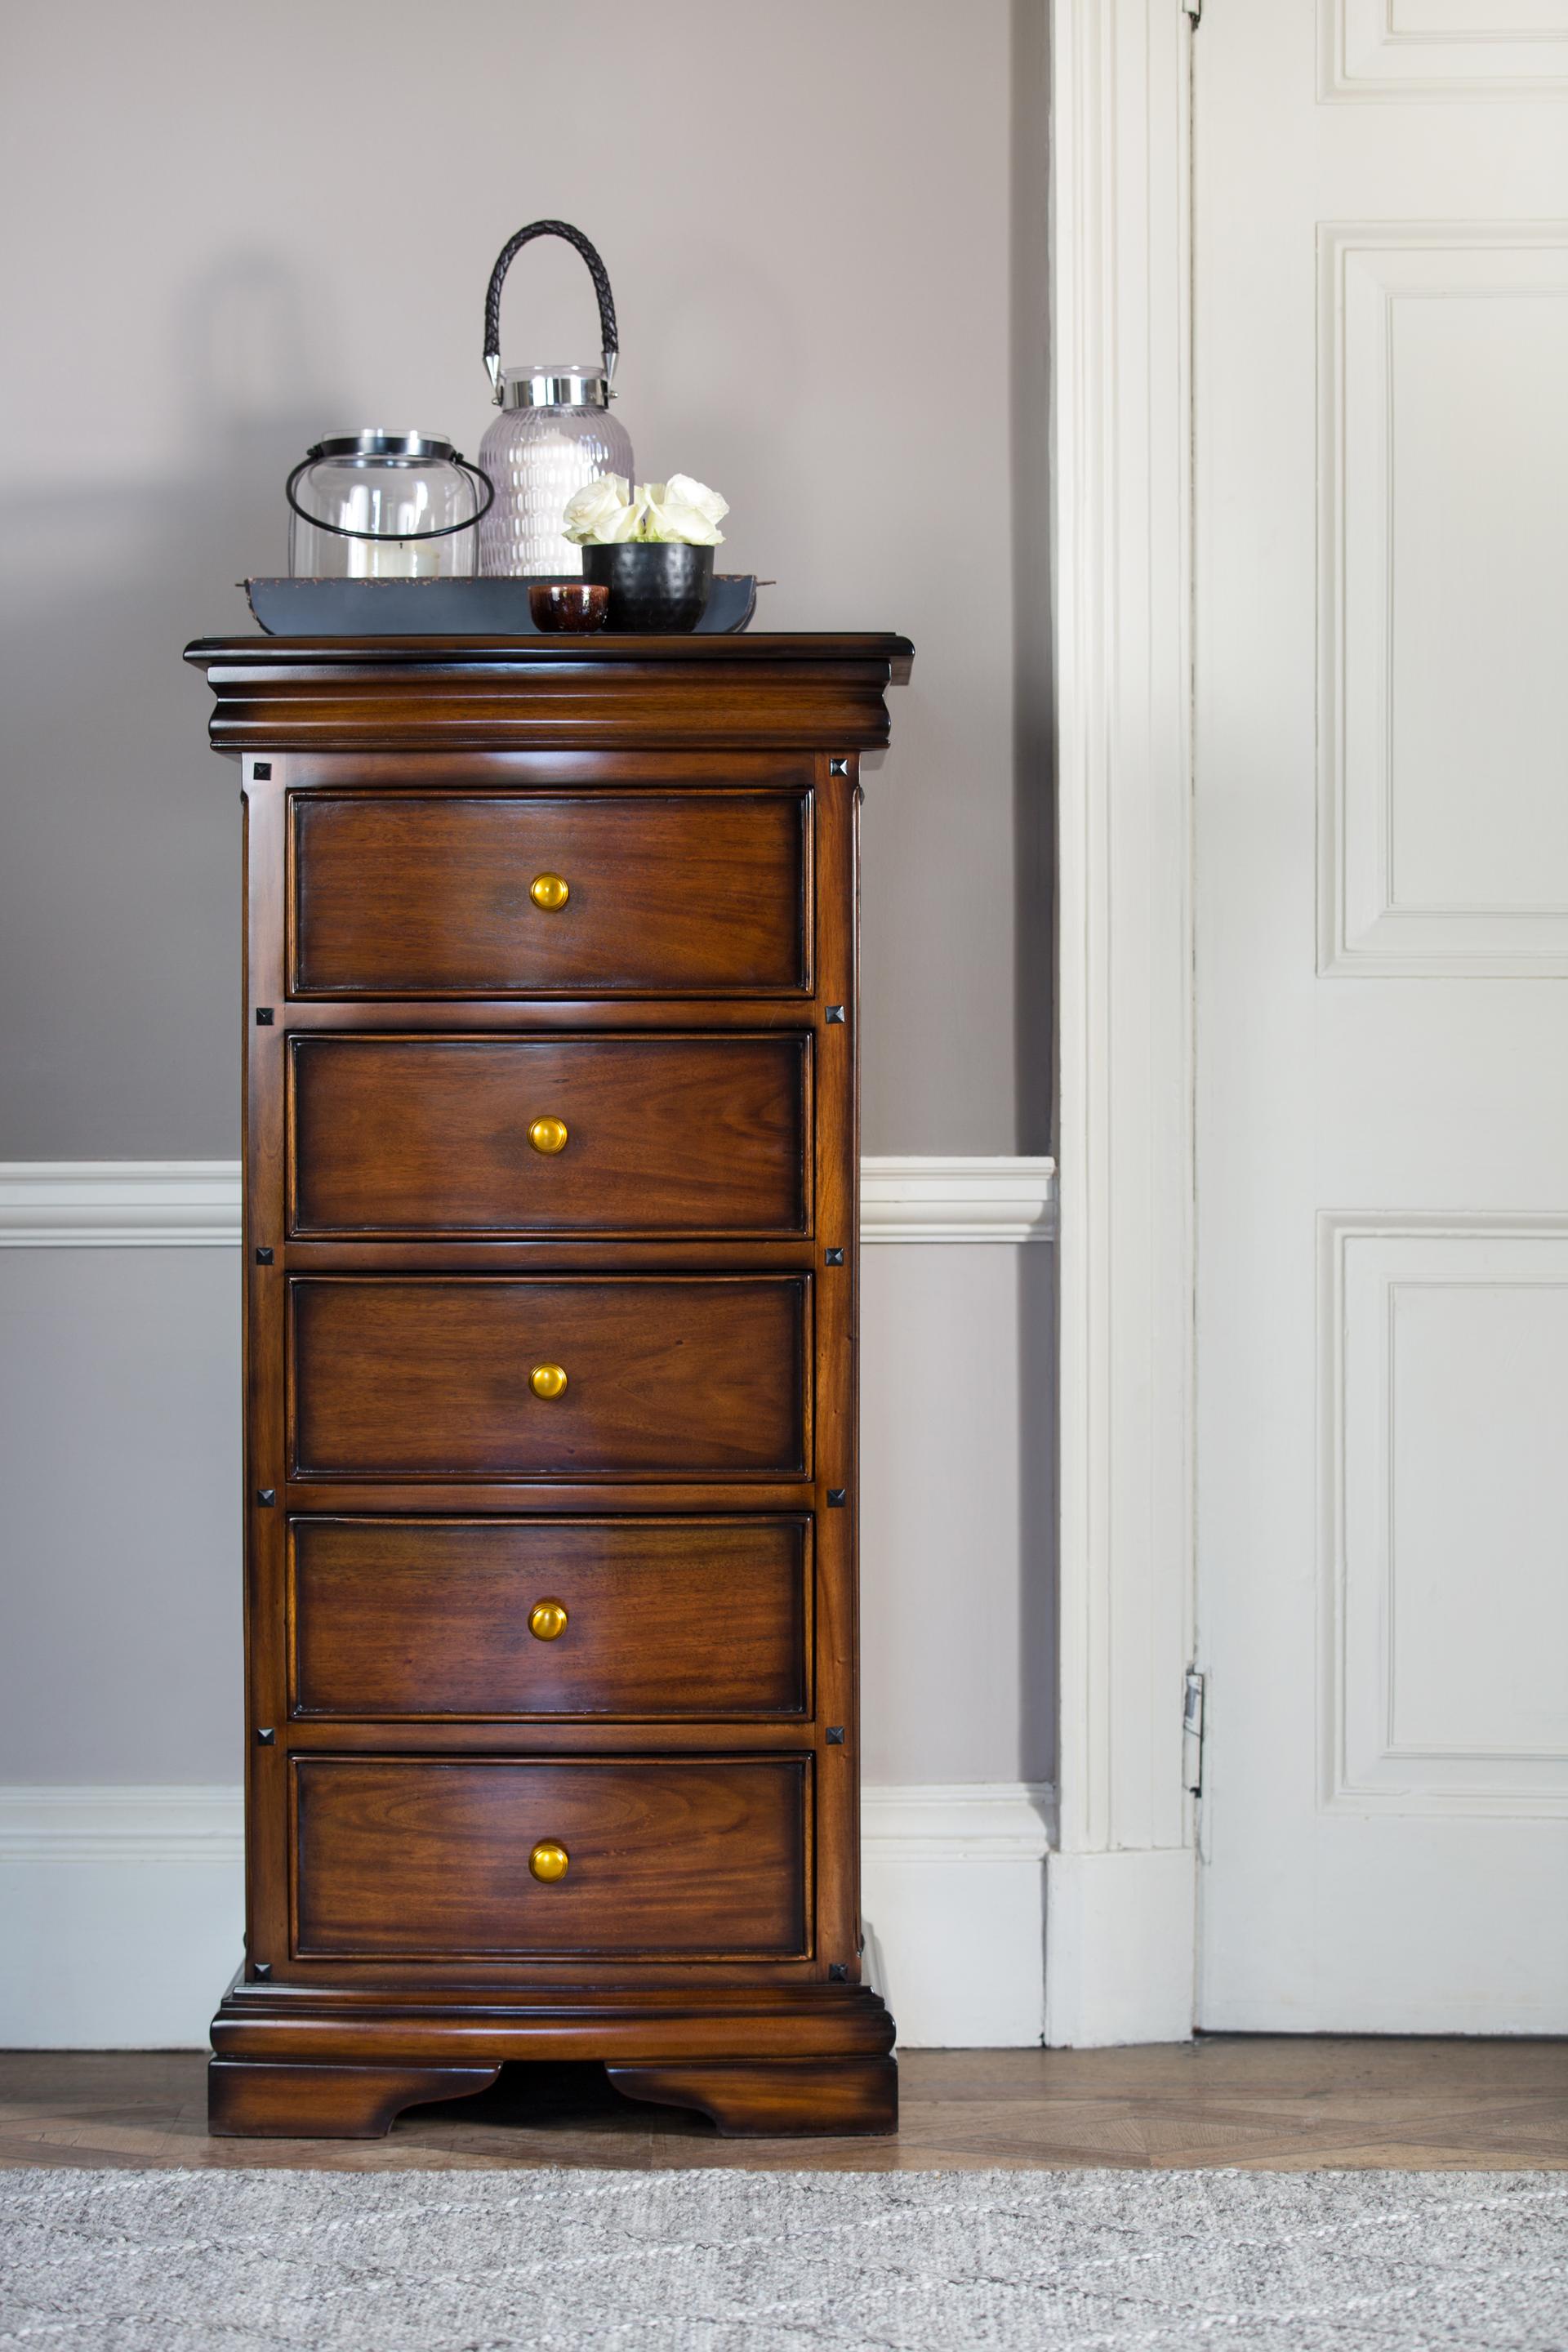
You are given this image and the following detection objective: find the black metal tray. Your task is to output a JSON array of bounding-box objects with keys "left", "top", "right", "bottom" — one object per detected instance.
[{"left": 244, "top": 575, "right": 759, "bottom": 636}]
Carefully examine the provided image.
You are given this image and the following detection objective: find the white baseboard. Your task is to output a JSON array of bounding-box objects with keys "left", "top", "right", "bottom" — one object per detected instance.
[
  {"left": 0, "top": 1782, "right": 1054, "bottom": 2051},
  {"left": 0, "top": 1789, "right": 244, "bottom": 2049},
  {"left": 0, "top": 1158, "right": 1056, "bottom": 1250},
  {"left": 1043, "top": 1846, "right": 1196, "bottom": 2047},
  {"left": 862, "top": 1784, "right": 1054, "bottom": 2047}
]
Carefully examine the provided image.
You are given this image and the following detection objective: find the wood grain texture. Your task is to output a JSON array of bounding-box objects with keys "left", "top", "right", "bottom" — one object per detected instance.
[
  {"left": 288, "top": 1032, "right": 808, "bottom": 1236},
  {"left": 185, "top": 635, "right": 913, "bottom": 755},
  {"left": 288, "top": 1275, "right": 809, "bottom": 1481},
  {"left": 207, "top": 2061, "right": 499, "bottom": 2140},
  {"left": 7, "top": 2045, "right": 1563, "bottom": 2170},
  {"left": 608, "top": 2056, "right": 898, "bottom": 2137},
  {"left": 288, "top": 1515, "right": 810, "bottom": 1721},
  {"left": 193, "top": 641, "right": 904, "bottom": 2141},
  {"left": 292, "top": 1757, "right": 809, "bottom": 1960},
  {"left": 290, "top": 793, "right": 810, "bottom": 999},
  {"left": 207, "top": 1984, "right": 897, "bottom": 2065}
]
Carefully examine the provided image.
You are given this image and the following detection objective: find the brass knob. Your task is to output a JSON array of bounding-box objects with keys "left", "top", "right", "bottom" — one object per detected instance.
[
  {"left": 528, "top": 1116, "right": 568, "bottom": 1156},
  {"left": 528, "top": 1840, "right": 568, "bottom": 1883},
  {"left": 530, "top": 1362, "right": 568, "bottom": 1400},
  {"left": 529, "top": 1598, "right": 568, "bottom": 1642},
  {"left": 530, "top": 873, "right": 569, "bottom": 911}
]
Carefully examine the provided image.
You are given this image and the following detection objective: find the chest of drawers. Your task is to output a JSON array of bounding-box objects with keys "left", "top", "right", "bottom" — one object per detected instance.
[{"left": 188, "top": 633, "right": 910, "bottom": 2140}]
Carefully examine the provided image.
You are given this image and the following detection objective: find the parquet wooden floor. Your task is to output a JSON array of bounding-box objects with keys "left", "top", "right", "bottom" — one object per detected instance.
[{"left": 2, "top": 2042, "right": 1566, "bottom": 2172}]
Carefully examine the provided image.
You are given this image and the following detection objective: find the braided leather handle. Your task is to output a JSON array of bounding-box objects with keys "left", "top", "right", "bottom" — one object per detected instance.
[{"left": 483, "top": 220, "right": 619, "bottom": 401}]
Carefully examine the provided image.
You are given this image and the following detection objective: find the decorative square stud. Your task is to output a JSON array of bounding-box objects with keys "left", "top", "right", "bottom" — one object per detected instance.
[
  {"left": 253, "top": 763, "right": 272, "bottom": 781},
  {"left": 825, "top": 1247, "right": 844, "bottom": 1267},
  {"left": 256, "top": 1489, "right": 275, "bottom": 1507},
  {"left": 827, "top": 1488, "right": 847, "bottom": 1507},
  {"left": 829, "top": 758, "right": 849, "bottom": 777},
  {"left": 255, "top": 1247, "right": 273, "bottom": 1265},
  {"left": 825, "top": 1005, "right": 846, "bottom": 1025},
  {"left": 255, "top": 1008, "right": 274, "bottom": 1026}
]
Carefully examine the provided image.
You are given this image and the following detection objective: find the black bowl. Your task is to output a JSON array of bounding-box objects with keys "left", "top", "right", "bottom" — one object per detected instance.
[{"left": 581, "top": 541, "right": 715, "bottom": 631}]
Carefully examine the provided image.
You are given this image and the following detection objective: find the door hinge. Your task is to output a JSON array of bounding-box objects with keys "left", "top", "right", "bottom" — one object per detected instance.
[
  {"left": 1183, "top": 1668, "right": 1206, "bottom": 1796},
  {"left": 1181, "top": 0, "right": 1201, "bottom": 24}
]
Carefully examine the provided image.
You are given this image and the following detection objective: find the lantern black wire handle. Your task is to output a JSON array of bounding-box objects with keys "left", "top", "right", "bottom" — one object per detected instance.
[
  {"left": 284, "top": 448, "right": 494, "bottom": 541},
  {"left": 483, "top": 220, "right": 621, "bottom": 404}
]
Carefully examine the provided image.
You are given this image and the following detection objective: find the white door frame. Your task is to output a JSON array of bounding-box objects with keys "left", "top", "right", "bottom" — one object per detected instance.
[{"left": 1047, "top": 0, "right": 1198, "bottom": 2045}]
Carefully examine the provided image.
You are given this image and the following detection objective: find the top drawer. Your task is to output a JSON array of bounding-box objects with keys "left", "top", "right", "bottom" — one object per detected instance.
[{"left": 289, "top": 791, "right": 811, "bottom": 999}]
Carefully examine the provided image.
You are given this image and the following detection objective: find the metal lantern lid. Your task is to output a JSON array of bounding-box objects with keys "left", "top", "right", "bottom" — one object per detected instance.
[
  {"left": 285, "top": 433, "right": 492, "bottom": 544},
  {"left": 310, "top": 429, "right": 462, "bottom": 464},
  {"left": 497, "top": 366, "right": 611, "bottom": 412}
]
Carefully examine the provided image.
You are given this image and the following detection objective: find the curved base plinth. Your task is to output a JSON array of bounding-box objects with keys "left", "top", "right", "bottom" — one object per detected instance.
[
  {"left": 207, "top": 2058, "right": 501, "bottom": 2140},
  {"left": 206, "top": 1978, "right": 898, "bottom": 2140},
  {"left": 608, "top": 2054, "right": 898, "bottom": 2137}
]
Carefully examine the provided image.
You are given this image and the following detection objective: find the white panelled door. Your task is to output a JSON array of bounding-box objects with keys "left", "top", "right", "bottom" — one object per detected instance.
[{"left": 1194, "top": 0, "right": 1568, "bottom": 2028}]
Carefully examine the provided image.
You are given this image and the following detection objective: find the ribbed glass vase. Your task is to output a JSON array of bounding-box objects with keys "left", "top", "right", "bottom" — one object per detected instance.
[{"left": 477, "top": 377, "right": 634, "bottom": 577}]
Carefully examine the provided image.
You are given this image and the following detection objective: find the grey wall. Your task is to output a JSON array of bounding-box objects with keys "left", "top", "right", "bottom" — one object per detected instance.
[
  {"left": 0, "top": 1250, "right": 242, "bottom": 1781},
  {"left": 0, "top": 0, "right": 1049, "bottom": 1159}
]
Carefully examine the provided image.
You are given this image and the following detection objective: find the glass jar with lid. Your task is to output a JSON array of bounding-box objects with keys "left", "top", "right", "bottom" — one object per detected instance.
[
  {"left": 286, "top": 431, "right": 492, "bottom": 579},
  {"left": 476, "top": 224, "right": 635, "bottom": 578}
]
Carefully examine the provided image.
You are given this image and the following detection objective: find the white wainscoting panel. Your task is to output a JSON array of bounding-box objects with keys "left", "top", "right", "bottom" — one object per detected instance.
[
  {"left": 1322, "top": 1, "right": 1568, "bottom": 99},
  {"left": 0, "top": 1159, "right": 1057, "bottom": 1250},
  {"left": 0, "top": 1784, "right": 1051, "bottom": 2050},
  {"left": 1323, "top": 1213, "right": 1568, "bottom": 1816},
  {"left": 1320, "top": 227, "right": 1568, "bottom": 975}
]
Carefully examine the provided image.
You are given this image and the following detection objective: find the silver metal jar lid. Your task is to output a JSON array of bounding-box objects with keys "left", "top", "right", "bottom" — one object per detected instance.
[
  {"left": 498, "top": 367, "right": 610, "bottom": 412},
  {"left": 310, "top": 430, "right": 457, "bottom": 463}
]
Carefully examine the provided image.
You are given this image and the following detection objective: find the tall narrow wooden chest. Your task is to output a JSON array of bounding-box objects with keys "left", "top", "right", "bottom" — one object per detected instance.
[{"left": 187, "top": 633, "right": 911, "bottom": 2140}]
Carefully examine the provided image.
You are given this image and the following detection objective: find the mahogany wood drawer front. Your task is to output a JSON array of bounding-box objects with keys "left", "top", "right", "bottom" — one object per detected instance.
[
  {"left": 288, "top": 1516, "right": 810, "bottom": 1720},
  {"left": 292, "top": 1756, "right": 810, "bottom": 1959},
  {"left": 288, "top": 1032, "right": 810, "bottom": 1237},
  {"left": 288, "top": 1276, "right": 809, "bottom": 1481},
  {"left": 289, "top": 792, "right": 811, "bottom": 998}
]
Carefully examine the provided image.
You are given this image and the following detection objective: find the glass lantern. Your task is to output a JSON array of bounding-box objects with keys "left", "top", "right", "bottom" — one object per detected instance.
[
  {"left": 286, "top": 431, "right": 491, "bottom": 579},
  {"left": 477, "top": 223, "right": 635, "bottom": 578},
  {"left": 478, "top": 364, "right": 634, "bottom": 578}
]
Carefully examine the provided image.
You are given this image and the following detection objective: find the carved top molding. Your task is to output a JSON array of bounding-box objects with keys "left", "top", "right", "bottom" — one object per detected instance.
[{"left": 185, "top": 635, "right": 915, "bottom": 756}]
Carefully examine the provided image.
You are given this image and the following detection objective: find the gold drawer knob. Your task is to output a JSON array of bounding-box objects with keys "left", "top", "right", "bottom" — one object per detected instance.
[
  {"left": 529, "top": 1598, "right": 568, "bottom": 1642},
  {"left": 530, "top": 873, "right": 569, "bottom": 911},
  {"left": 528, "top": 1116, "right": 568, "bottom": 1156},
  {"left": 529, "top": 1362, "right": 568, "bottom": 1400},
  {"left": 528, "top": 1840, "right": 569, "bottom": 1883}
]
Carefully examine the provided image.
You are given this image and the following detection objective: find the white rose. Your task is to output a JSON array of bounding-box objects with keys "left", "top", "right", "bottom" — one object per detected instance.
[
  {"left": 561, "top": 474, "right": 630, "bottom": 543},
  {"left": 601, "top": 488, "right": 649, "bottom": 541},
  {"left": 662, "top": 473, "right": 728, "bottom": 528},
  {"left": 639, "top": 479, "right": 725, "bottom": 546}
]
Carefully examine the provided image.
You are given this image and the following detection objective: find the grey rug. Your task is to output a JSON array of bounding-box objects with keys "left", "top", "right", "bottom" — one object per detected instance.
[{"left": 2, "top": 2167, "right": 1566, "bottom": 2352}]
